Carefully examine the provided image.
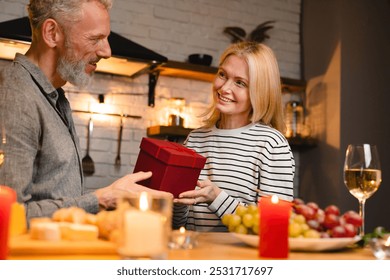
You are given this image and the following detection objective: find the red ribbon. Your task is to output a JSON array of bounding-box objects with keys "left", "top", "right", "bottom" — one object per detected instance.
[{"left": 155, "top": 144, "right": 198, "bottom": 168}]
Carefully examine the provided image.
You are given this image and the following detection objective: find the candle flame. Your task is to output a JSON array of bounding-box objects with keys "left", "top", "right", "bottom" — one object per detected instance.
[
  {"left": 271, "top": 195, "right": 279, "bottom": 204},
  {"left": 179, "top": 226, "right": 186, "bottom": 234},
  {"left": 139, "top": 192, "right": 149, "bottom": 211}
]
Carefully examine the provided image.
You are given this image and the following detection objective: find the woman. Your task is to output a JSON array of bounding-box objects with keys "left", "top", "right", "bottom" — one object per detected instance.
[{"left": 173, "top": 41, "right": 295, "bottom": 232}]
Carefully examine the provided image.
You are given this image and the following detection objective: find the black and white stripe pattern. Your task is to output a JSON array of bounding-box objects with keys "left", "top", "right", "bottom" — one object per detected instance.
[{"left": 173, "top": 123, "right": 295, "bottom": 232}]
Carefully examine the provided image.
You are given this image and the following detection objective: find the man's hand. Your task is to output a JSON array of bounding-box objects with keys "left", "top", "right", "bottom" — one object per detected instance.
[{"left": 94, "top": 171, "right": 172, "bottom": 210}]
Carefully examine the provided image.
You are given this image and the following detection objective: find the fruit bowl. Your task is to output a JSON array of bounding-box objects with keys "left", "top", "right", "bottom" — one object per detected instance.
[{"left": 232, "top": 233, "right": 361, "bottom": 252}]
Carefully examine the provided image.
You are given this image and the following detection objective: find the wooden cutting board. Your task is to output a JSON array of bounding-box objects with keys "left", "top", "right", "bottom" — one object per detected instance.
[{"left": 9, "top": 234, "right": 117, "bottom": 256}]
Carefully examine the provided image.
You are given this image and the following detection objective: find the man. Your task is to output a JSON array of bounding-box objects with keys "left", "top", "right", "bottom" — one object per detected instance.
[{"left": 0, "top": 0, "right": 158, "bottom": 222}]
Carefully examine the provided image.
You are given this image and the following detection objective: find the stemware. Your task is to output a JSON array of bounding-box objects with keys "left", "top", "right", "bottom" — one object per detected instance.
[
  {"left": 343, "top": 144, "right": 382, "bottom": 236},
  {"left": 0, "top": 120, "right": 5, "bottom": 168}
]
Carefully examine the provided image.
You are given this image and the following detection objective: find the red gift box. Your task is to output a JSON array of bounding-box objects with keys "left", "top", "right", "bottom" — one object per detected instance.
[{"left": 133, "top": 137, "right": 206, "bottom": 197}]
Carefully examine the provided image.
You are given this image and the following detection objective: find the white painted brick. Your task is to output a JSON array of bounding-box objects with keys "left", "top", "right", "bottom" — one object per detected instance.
[
  {"left": 1, "top": 1, "right": 25, "bottom": 16},
  {"left": 154, "top": 6, "right": 191, "bottom": 23}
]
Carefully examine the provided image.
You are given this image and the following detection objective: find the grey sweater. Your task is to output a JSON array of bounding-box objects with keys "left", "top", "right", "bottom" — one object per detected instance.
[{"left": 0, "top": 54, "right": 99, "bottom": 222}]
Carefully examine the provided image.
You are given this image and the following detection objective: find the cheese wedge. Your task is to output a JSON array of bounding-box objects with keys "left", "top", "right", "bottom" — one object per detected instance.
[
  {"left": 61, "top": 223, "right": 99, "bottom": 241},
  {"left": 30, "top": 222, "right": 61, "bottom": 241}
]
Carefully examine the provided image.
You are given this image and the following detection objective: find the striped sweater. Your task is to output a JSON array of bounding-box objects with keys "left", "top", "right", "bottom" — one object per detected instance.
[{"left": 173, "top": 123, "right": 295, "bottom": 232}]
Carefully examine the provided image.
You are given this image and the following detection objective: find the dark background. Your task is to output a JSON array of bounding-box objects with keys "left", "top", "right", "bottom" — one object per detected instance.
[{"left": 300, "top": 0, "right": 390, "bottom": 233}]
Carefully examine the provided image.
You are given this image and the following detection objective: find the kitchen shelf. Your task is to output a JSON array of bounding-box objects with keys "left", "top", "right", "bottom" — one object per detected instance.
[
  {"left": 72, "top": 110, "right": 141, "bottom": 119},
  {"left": 157, "top": 60, "right": 217, "bottom": 82},
  {"left": 147, "top": 125, "right": 193, "bottom": 142},
  {"left": 157, "top": 60, "right": 306, "bottom": 92}
]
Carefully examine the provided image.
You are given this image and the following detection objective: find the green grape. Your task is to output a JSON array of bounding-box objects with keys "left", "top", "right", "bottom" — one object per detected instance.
[
  {"left": 252, "top": 224, "right": 259, "bottom": 234},
  {"left": 225, "top": 205, "right": 261, "bottom": 235},
  {"left": 242, "top": 213, "right": 254, "bottom": 228},
  {"left": 235, "top": 205, "right": 248, "bottom": 217},
  {"left": 303, "top": 229, "right": 321, "bottom": 238},
  {"left": 253, "top": 213, "right": 259, "bottom": 225},
  {"left": 229, "top": 214, "right": 242, "bottom": 228},
  {"left": 300, "top": 223, "right": 310, "bottom": 233},
  {"left": 221, "top": 214, "right": 232, "bottom": 226},
  {"left": 293, "top": 214, "right": 306, "bottom": 224},
  {"left": 228, "top": 223, "right": 237, "bottom": 232},
  {"left": 234, "top": 224, "right": 248, "bottom": 234},
  {"left": 247, "top": 204, "right": 258, "bottom": 215},
  {"left": 288, "top": 222, "right": 302, "bottom": 237}
]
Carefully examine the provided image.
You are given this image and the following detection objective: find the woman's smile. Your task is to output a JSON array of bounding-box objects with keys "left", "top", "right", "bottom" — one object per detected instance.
[{"left": 217, "top": 92, "right": 235, "bottom": 103}]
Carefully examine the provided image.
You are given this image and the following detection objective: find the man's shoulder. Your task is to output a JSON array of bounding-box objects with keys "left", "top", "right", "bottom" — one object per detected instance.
[{"left": 0, "top": 59, "right": 31, "bottom": 87}]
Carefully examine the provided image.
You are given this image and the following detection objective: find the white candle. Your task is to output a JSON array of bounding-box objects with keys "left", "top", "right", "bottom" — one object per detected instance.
[{"left": 118, "top": 192, "right": 165, "bottom": 258}]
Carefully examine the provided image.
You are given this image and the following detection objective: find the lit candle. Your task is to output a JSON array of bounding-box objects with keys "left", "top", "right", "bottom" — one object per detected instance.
[
  {"left": 259, "top": 195, "right": 292, "bottom": 258},
  {"left": 175, "top": 226, "right": 187, "bottom": 246},
  {"left": 118, "top": 192, "right": 165, "bottom": 259},
  {"left": 169, "top": 226, "right": 198, "bottom": 249},
  {"left": 0, "top": 185, "right": 16, "bottom": 260}
]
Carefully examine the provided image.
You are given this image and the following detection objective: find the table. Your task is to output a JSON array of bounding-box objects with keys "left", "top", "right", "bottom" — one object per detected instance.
[{"left": 8, "top": 232, "right": 375, "bottom": 260}]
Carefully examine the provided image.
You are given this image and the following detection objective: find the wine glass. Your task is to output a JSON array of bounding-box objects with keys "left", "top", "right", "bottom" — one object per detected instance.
[
  {"left": 0, "top": 120, "right": 5, "bottom": 168},
  {"left": 343, "top": 144, "right": 382, "bottom": 236}
]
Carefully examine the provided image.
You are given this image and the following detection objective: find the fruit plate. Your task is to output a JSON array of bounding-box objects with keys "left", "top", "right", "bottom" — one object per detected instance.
[{"left": 232, "top": 233, "right": 361, "bottom": 252}]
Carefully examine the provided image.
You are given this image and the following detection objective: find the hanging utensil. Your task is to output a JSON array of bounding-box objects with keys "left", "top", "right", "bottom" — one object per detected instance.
[
  {"left": 115, "top": 117, "right": 123, "bottom": 168},
  {"left": 82, "top": 116, "right": 95, "bottom": 176}
]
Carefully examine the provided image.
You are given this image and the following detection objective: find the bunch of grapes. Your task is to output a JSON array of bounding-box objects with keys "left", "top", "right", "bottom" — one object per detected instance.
[
  {"left": 222, "top": 199, "right": 362, "bottom": 239},
  {"left": 221, "top": 205, "right": 259, "bottom": 235},
  {"left": 289, "top": 198, "right": 362, "bottom": 238}
]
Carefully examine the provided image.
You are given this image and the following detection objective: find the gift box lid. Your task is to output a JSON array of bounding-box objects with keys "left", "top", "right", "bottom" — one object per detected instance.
[{"left": 139, "top": 137, "right": 206, "bottom": 168}]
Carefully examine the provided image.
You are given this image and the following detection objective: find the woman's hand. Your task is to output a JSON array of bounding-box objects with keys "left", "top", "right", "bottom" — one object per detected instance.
[{"left": 174, "top": 179, "right": 221, "bottom": 205}]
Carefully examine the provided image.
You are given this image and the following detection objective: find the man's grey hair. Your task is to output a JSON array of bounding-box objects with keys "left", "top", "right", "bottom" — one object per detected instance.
[{"left": 28, "top": 0, "right": 113, "bottom": 31}]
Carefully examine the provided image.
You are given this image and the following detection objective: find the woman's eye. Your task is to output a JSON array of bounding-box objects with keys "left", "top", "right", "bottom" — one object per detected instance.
[
  {"left": 235, "top": 80, "right": 247, "bottom": 88},
  {"left": 217, "top": 70, "right": 226, "bottom": 79}
]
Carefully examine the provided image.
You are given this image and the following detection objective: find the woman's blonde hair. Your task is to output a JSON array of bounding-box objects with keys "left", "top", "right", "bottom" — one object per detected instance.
[{"left": 202, "top": 41, "right": 286, "bottom": 133}]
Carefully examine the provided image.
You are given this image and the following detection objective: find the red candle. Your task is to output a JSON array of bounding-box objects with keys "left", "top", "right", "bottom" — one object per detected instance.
[
  {"left": 0, "top": 185, "right": 16, "bottom": 260},
  {"left": 259, "top": 195, "right": 291, "bottom": 258}
]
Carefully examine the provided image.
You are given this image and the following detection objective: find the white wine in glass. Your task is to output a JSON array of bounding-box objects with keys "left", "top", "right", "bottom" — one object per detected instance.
[
  {"left": 0, "top": 121, "right": 5, "bottom": 167},
  {"left": 343, "top": 144, "right": 382, "bottom": 236}
]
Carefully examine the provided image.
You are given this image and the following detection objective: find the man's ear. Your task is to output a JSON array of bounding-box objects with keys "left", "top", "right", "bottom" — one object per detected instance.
[{"left": 41, "top": 18, "right": 63, "bottom": 48}]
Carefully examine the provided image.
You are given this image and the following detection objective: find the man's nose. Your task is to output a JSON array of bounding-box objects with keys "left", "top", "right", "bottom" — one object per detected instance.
[{"left": 98, "top": 37, "right": 112, "bottom": 59}]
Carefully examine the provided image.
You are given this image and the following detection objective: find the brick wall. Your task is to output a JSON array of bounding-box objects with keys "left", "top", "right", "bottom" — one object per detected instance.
[{"left": 0, "top": 0, "right": 301, "bottom": 191}]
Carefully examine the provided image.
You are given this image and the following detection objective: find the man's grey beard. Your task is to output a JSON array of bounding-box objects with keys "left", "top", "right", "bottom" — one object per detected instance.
[{"left": 57, "top": 52, "right": 93, "bottom": 88}]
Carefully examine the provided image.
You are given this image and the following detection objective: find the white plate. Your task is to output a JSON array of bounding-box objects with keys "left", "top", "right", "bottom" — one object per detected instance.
[{"left": 232, "top": 233, "right": 361, "bottom": 252}]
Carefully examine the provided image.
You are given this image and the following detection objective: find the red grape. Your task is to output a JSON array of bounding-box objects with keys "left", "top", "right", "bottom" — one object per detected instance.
[
  {"left": 343, "top": 223, "right": 357, "bottom": 237},
  {"left": 307, "top": 202, "right": 319, "bottom": 213},
  {"left": 290, "top": 200, "right": 360, "bottom": 239},
  {"left": 315, "top": 208, "right": 325, "bottom": 224},
  {"left": 294, "top": 204, "right": 316, "bottom": 220},
  {"left": 325, "top": 205, "right": 340, "bottom": 216},
  {"left": 292, "top": 198, "right": 305, "bottom": 205},
  {"left": 331, "top": 225, "right": 346, "bottom": 237},
  {"left": 323, "top": 213, "right": 340, "bottom": 229},
  {"left": 342, "top": 210, "right": 362, "bottom": 227}
]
